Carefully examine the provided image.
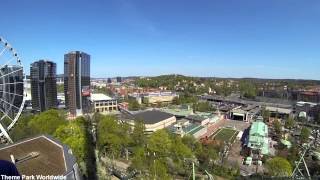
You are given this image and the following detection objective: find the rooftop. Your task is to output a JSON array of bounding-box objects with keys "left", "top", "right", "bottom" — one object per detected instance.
[
  {"left": 160, "top": 105, "right": 194, "bottom": 117},
  {"left": 90, "top": 93, "right": 113, "bottom": 101},
  {"left": 249, "top": 121, "right": 268, "bottom": 136},
  {"left": 265, "top": 106, "right": 292, "bottom": 114},
  {"left": 296, "top": 101, "right": 318, "bottom": 106},
  {"left": 248, "top": 120, "right": 269, "bottom": 154},
  {"left": 0, "top": 135, "right": 76, "bottom": 176},
  {"left": 186, "top": 115, "right": 208, "bottom": 122},
  {"left": 133, "top": 110, "right": 174, "bottom": 124}
]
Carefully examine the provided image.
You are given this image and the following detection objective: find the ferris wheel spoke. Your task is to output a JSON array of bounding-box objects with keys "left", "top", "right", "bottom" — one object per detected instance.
[
  {"left": 0, "top": 68, "right": 22, "bottom": 79},
  {"left": 0, "top": 98, "right": 20, "bottom": 110},
  {"left": 0, "top": 91, "right": 24, "bottom": 97},
  {"left": 0, "top": 108, "right": 13, "bottom": 122},
  {"left": 0, "top": 57, "right": 16, "bottom": 69},
  {"left": 0, "top": 47, "right": 7, "bottom": 57}
]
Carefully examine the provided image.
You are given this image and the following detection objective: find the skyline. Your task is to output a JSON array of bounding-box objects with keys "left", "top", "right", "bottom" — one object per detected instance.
[{"left": 2, "top": 0, "right": 320, "bottom": 80}]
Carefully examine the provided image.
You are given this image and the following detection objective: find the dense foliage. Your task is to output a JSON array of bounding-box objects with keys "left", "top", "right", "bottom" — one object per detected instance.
[
  {"left": 266, "top": 157, "right": 292, "bottom": 177},
  {"left": 239, "top": 80, "right": 257, "bottom": 99},
  {"left": 193, "top": 101, "right": 216, "bottom": 112},
  {"left": 95, "top": 114, "right": 239, "bottom": 179},
  {"left": 57, "top": 84, "right": 64, "bottom": 93},
  {"left": 127, "top": 99, "right": 141, "bottom": 111},
  {"left": 284, "top": 117, "right": 295, "bottom": 129},
  {"left": 300, "top": 127, "right": 311, "bottom": 143}
]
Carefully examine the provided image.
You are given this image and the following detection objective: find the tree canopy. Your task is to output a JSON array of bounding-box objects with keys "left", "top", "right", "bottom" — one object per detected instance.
[
  {"left": 239, "top": 80, "right": 257, "bottom": 99},
  {"left": 284, "top": 117, "right": 295, "bottom": 129},
  {"left": 97, "top": 115, "right": 131, "bottom": 157},
  {"left": 127, "top": 99, "right": 141, "bottom": 111},
  {"left": 54, "top": 118, "right": 88, "bottom": 162},
  {"left": 193, "top": 101, "right": 215, "bottom": 112},
  {"left": 273, "top": 119, "right": 282, "bottom": 135},
  {"left": 300, "top": 127, "right": 311, "bottom": 143},
  {"left": 266, "top": 157, "right": 292, "bottom": 177},
  {"left": 27, "top": 109, "right": 67, "bottom": 135}
]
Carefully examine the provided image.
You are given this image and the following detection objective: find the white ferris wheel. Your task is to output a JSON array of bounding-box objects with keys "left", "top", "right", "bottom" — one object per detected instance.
[{"left": 0, "top": 36, "right": 25, "bottom": 143}]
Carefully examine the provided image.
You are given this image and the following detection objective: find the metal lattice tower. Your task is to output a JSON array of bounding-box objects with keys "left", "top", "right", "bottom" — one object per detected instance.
[
  {"left": 291, "top": 130, "right": 319, "bottom": 179},
  {"left": 291, "top": 144, "right": 311, "bottom": 179}
]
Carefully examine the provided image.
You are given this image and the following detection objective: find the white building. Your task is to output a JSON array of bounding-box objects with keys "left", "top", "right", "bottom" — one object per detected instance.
[
  {"left": 143, "top": 91, "right": 178, "bottom": 104},
  {"left": 131, "top": 110, "right": 176, "bottom": 133},
  {"left": 90, "top": 93, "right": 118, "bottom": 114}
]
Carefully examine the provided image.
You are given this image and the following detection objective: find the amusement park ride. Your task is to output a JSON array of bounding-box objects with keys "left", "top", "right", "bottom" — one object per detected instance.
[{"left": 0, "top": 36, "right": 26, "bottom": 144}]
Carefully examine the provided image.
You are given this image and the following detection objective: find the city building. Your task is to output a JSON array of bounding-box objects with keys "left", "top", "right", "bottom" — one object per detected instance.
[
  {"left": 128, "top": 93, "right": 142, "bottom": 104},
  {"left": 185, "top": 115, "right": 210, "bottom": 126},
  {"left": 107, "top": 78, "right": 112, "bottom": 84},
  {"left": 90, "top": 93, "right": 118, "bottom": 114},
  {"left": 30, "top": 60, "right": 57, "bottom": 112},
  {"left": 295, "top": 101, "right": 320, "bottom": 121},
  {"left": 265, "top": 106, "right": 292, "bottom": 122},
  {"left": 57, "top": 93, "right": 66, "bottom": 109},
  {"left": 229, "top": 108, "right": 250, "bottom": 122},
  {"left": 116, "top": 76, "right": 122, "bottom": 83},
  {"left": 24, "top": 77, "right": 32, "bottom": 110},
  {"left": 118, "top": 102, "right": 129, "bottom": 110},
  {"left": 169, "top": 119, "right": 207, "bottom": 138},
  {"left": 56, "top": 74, "right": 64, "bottom": 85},
  {"left": 128, "top": 91, "right": 178, "bottom": 105},
  {"left": 129, "top": 110, "right": 176, "bottom": 133},
  {"left": 247, "top": 118, "right": 269, "bottom": 155},
  {"left": 160, "top": 105, "right": 194, "bottom": 118},
  {"left": 0, "top": 135, "right": 81, "bottom": 179},
  {"left": 64, "top": 51, "right": 90, "bottom": 117},
  {"left": 297, "top": 90, "right": 320, "bottom": 103},
  {"left": 143, "top": 91, "right": 178, "bottom": 104}
]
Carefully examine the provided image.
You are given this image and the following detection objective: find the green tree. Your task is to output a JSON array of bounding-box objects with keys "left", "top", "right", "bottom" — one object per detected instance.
[
  {"left": 131, "top": 147, "right": 147, "bottom": 171},
  {"left": 221, "top": 81, "right": 232, "bottom": 97},
  {"left": 194, "top": 101, "right": 215, "bottom": 112},
  {"left": 284, "top": 117, "right": 295, "bottom": 129},
  {"left": 10, "top": 114, "right": 35, "bottom": 141},
  {"left": 261, "top": 108, "right": 270, "bottom": 122},
  {"left": 54, "top": 117, "right": 96, "bottom": 179},
  {"left": 300, "top": 127, "right": 311, "bottom": 143},
  {"left": 54, "top": 119, "right": 87, "bottom": 162},
  {"left": 170, "top": 136, "right": 193, "bottom": 161},
  {"left": 181, "top": 135, "right": 201, "bottom": 151},
  {"left": 97, "top": 115, "right": 130, "bottom": 158},
  {"left": 28, "top": 109, "right": 67, "bottom": 135},
  {"left": 57, "top": 84, "right": 64, "bottom": 93},
  {"left": 266, "top": 157, "right": 292, "bottom": 177},
  {"left": 196, "top": 144, "right": 218, "bottom": 167},
  {"left": 239, "top": 80, "right": 257, "bottom": 99},
  {"left": 172, "top": 96, "right": 181, "bottom": 105},
  {"left": 147, "top": 129, "right": 172, "bottom": 156},
  {"left": 132, "top": 120, "right": 146, "bottom": 147},
  {"left": 149, "top": 160, "right": 171, "bottom": 180},
  {"left": 128, "top": 99, "right": 140, "bottom": 111},
  {"left": 273, "top": 119, "right": 282, "bottom": 135}
]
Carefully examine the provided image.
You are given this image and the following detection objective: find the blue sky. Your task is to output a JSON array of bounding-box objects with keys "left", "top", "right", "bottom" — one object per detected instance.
[{"left": 2, "top": 0, "right": 320, "bottom": 79}]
